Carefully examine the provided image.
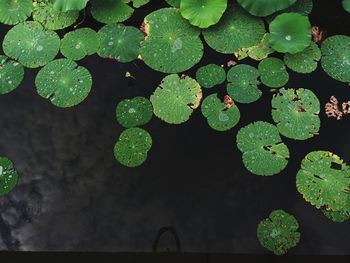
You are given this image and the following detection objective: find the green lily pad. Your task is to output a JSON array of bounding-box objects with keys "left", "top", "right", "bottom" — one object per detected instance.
[
  {"left": 284, "top": 42, "right": 321, "bottom": 74},
  {"left": 321, "top": 35, "right": 350, "bottom": 83},
  {"left": 201, "top": 94, "right": 240, "bottom": 132},
  {"left": 265, "top": 0, "right": 314, "bottom": 23},
  {"left": 257, "top": 210, "right": 300, "bottom": 255},
  {"left": 258, "top": 57, "right": 289, "bottom": 88},
  {"left": 0, "top": 0, "right": 32, "bottom": 25},
  {"left": 0, "top": 55, "right": 24, "bottom": 95},
  {"left": 90, "top": 0, "right": 134, "bottom": 24},
  {"left": 116, "top": 96, "right": 153, "bottom": 128},
  {"left": 98, "top": 23, "right": 143, "bottom": 63},
  {"left": 0, "top": 156, "right": 19, "bottom": 196},
  {"left": 236, "top": 121, "right": 290, "bottom": 176},
  {"left": 269, "top": 13, "right": 311, "bottom": 54},
  {"left": 322, "top": 200, "right": 350, "bottom": 223},
  {"left": 140, "top": 8, "right": 203, "bottom": 73},
  {"left": 35, "top": 58, "right": 92, "bottom": 108},
  {"left": 114, "top": 127, "right": 152, "bottom": 168},
  {"left": 150, "top": 74, "right": 202, "bottom": 124},
  {"left": 165, "top": 0, "right": 180, "bottom": 7},
  {"left": 203, "top": 6, "right": 265, "bottom": 54},
  {"left": 60, "top": 28, "right": 99, "bottom": 61},
  {"left": 343, "top": 0, "right": 350, "bottom": 13},
  {"left": 2, "top": 21, "right": 60, "bottom": 68},
  {"left": 226, "top": 64, "right": 261, "bottom": 104},
  {"left": 296, "top": 151, "right": 350, "bottom": 211},
  {"left": 235, "top": 34, "right": 275, "bottom": 61},
  {"left": 33, "top": 0, "right": 79, "bottom": 30},
  {"left": 237, "top": 0, "right": 296, "bottom": 17},
  {"left": 180, "top": 0, "right": 227, "bottom": 28},
  {"left": 51, "top": 0, "right": 89, "bottom": 11},
  {"left": 271, "top": 88, "right": 320, "bottom": 140},
  {"left": 196, "top": 64, "right": 226, "bottom": 89},
  {"left": 125, "top": 0, "right": 150, "bottom": 8}
]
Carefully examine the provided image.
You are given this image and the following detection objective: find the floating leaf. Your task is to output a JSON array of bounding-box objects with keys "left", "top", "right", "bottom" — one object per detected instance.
[
  {"left": 125, "top": 0, "right": 150, "bottom": 8},
  {"left": 140, "top": 8, "right": 203, "bottom": 73},
  {"left": 114, "top": 127, "right": 152, "bottom": 167},
  {"left": 296, "top": 151, "right": 350, "bottom": 211},
  {"left": 180, "top": 0, "right": 227, "bottom": 28},
  {"left": 258, "top": 57, "right": 289, "bottom": 88},
  {"left": 284, "top": 42, "right": 321, "bottom": 74},
  {"left": 235, "top": 34, "right": 275, "bottom": 61},
  {"left": 116, "top": 96, "right": 153, "bottom": 128},
  {"left": 343, "top": 0, "right": 350, "bottom": 14},
  {"left": 150, "top": 74, "right": 202, "bottom": 124},
  {"left": 60, "top": 28, "right": 99, "bottom": 61},
  {"left": 195, "top": 64, "right": 226, "bottom": 89},
  {"left": 236, "top": 121, "right": 290, "bottom": 176},
  {"left": 165, "top": 0, "right": 180, "bottom": 7},
  {"left": 201, "top": 93, "right": 240, "bottom": 132},
  {"left": 272, "top": 88, "right": 320, "bottom": 140},
  {"left": 0, "top": 55, "right": 24, "bottom": 95},
  {"left": 257, "top": 210, "right": 300, "bottom": 255},
  {"left": 202, "top": 6, "right": 265, "bottom": 54},
  {"left": 0, "top": 0, "right": 32, "bottom": 25},
  {"left": 35, "top": 58, "right": 92, "bottom": 108},
  {"left": 98, "top": 23, "right": 143, "bottom": 63},
  {"left": 0, "top": 156, "right": 19, "bottom": 197},
  {"left": 321, "top": 35, "right": 350, "bottom": 83},
  {"left": 269, "top": 13, "right": 311, "bottom": 54},
  {"left": 51, "top": 0, "right": 89, "bottom": 11},
  {"left": 266, "top": 0, "right": 314, "bottom": 23},
  {"left": 2, "top": 21, "right": 60, "bottom": 68},
  {"left": 90, "top": 0, "right": 134, "bottom": 24},
  {"left": 226, "top": 64, "right": 261, "bottom": 104},
  {"left": 322, "top": 200, "right": 350, "bottom": 223},
  {"left": 237, "top": 0, "right": 296, "bottom": 17}
]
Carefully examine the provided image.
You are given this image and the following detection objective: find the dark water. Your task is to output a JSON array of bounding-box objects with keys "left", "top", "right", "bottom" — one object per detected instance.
[{"left": 1, "top": 0, "right": 350, "bottom": 254}]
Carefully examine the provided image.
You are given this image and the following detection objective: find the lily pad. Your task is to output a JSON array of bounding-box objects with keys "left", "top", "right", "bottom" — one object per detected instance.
[
  {"left": 165, "top": 0, "right": 180, "bottom": 8},
  {"left": 237, "top": 0, "right": 297, "bottom": 17},
  {"left": 51, "top": 0, "right": 89, "bottom": 11},
  {"left": 180, "top": 0, "right": 227, "bottom": 28},
  {"left": 343, "top": 0, "right": 350, "bottom": 13},
  {"left": 257, "top": 210, "right": 300, "bottom": 255},
  {"left": 125, "top": 0, "right": 150, "bottom": 8},
  {"left": 150, "top": 74, "right": 202, "bottom": 124},
  {"left": 90, "top": 0, "right": 134, "bottom": 24},
  {"left": 235, "top": 34, "right": 275, "bottom": 61},
  {"left": 98, "top": 23, "right": 143, "bottom": 63},
  {"left": 61, "top": 28, "right": 99, "bottom": 61},
  {"left": 201, "top": 94, "right": 240, "bottom": 132},
  {"left": 203, "top": 6, "right": 265, "bottom": 54},
  {"left": 236, "top": 121, "right": 290, "bottom": 176},
  {"left": 284, "top": 42, "right": 321, "bottom": 74},
  {"left": 2, "top": 21, "right": 60, "bottom": 68},
  {"left": 269, "top": 13, "right": 311, "bottom": 54},
  {"left": 322, "top": 200, "right": 350, "bottom": 223},
  {"left": 116, "top": 96, "right": 153, "bottom": 128},
  {"left": 0, "top": 156, "right": 19, "bottom": 196},
  {"left": 296, "top": 151, "right": 350, "bottom": 211},
  {"left": 271, "top": 88, "right": 320, "bottom": 140},
  {"left": 0, "top": 55, "right": 24, "bottom": 95},
  {"left": 266, "top": 0, "right": 314, "bottom": 23},
  {"left": 196, "top": 64, "right": 226, "bottom": 89},
  {"left": 114, "top": 127, "right": 152, "bottom": 167},
  {"left": 321, "top": 35, "right": 350, "bottom": 83},
  {"left": 226, "top": 64, "right": 261, "bottom": 104},
  {"left": 140, "top": 8, "right": 203, "bottom": 73},
  {"left": 35, "top": 58, "right": 92, "bottom": 108},
  {"left": 258, "top": 57, "right": 289, "bottom": 88},
  {"left": 0, "top": 0, "right": 32, "bottom": 25}
]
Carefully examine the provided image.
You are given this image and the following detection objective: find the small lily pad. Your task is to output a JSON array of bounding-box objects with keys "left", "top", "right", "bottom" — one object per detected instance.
[
  {"left": 0, "top": 0, "right": 32, "bottom": 25},
  {"left": 235, "top": 34, "right": 275, "bottom": 61},
  {"left": 343, "top": 0, "right": 350, "bottom": 13},
  {"left": 196, "top": 64, "right": 226, "bottom": 89},
  {"left": 165, "top": 0, "right": 180, "bottom": 8},
  {"left": 0, "top": 55, "right": 24, "bottom": 95},
  {"left": 258, "top": 57, "right": 289, "bottom": 88},
  {"left": 237, "top": 0, "right": 297, "bottom": 16},
  {"left": 322, "top": 201, "right": 350, "bottom": 223},
  {"left": 51, "top": 0, "right": 89, "bottom": 11},
  {"left": 126, "top": 0, "right": 150, "bottom": 8},
  {"left": 0, "top": 156, "right": 19, "bottom": 196},
  {"left": 90, "top": 0, "right": 134, "bottom": 24},
  {"left": 35, "top": 58, "right": 92, "bottom": 108}
]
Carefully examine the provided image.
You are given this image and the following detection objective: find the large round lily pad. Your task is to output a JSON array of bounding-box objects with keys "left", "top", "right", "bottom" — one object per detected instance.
[
  {"left": 257, "top": 210, "right": 300, "bottom": 255},
  {"left": 258, "top": 57, "right": 289, "bottom": 88},
  {"left": 35, "top": 58, "right": 92, "bottom": 108},
  {"left": 0, "top": 55, "right": 24, "bottom": 95},
  {"left": 269, "top": 13, "right": 311, "bottom": 54},
  {"left": 237, "top": 0, "right": 297, "bottom": 17},
  {"left": 140, "top": 8, "right": 203, "bottom": 73},
  {"left": 201, "top": 94, "right": 240, "bottom": 132},
  {"left": 116, "top": 96, "right": 153, "bottom": 128},
  {"left": 61, "top": 28, "right": 99, "bottom": 61},
  {"left": 296, "top": 151, "right": 350, "bottom": 211},
  {"left": 51, "top": 0, "right": 89, "bottom": 11},
  {"left": 321, "top": 35, "right": 350, "bottom": 83},
  {"left": 114, "top": 127, "right": 152, "bottom": 168},
  {"left": 0, "top": 0, "right": 32, "bottom": 25},
  {"left": 203, "top": 6, "right": 265, "bottom": 54},
  {"left": 236, "top": 121, "right": 290, "bottom": 176},
  {"left": 180, "top": 0, "right": 227, "bottom": 28},
  {"left": 98, "top": 23, "right": 144, "bottom": 63},
  {"left": 271, "top": 88, "right": 320, "bottom": 140},
  {"left": 90, "top": 0, "right": 134, "bottom": 24},
  {"left": 150, "top": 74, "right": 202, "bottom": 124},
  {"left": 226, "top": 64, "right": 261, "bottom": 104},
  {"left": 196, "top": 64, "right": 226, "bottom": 89},
  {"left": 2, "top": 21, "right": 60, "bottom": 68},
  {"left": 0, "top": 156, "right": 19, "bottom": 196}
]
